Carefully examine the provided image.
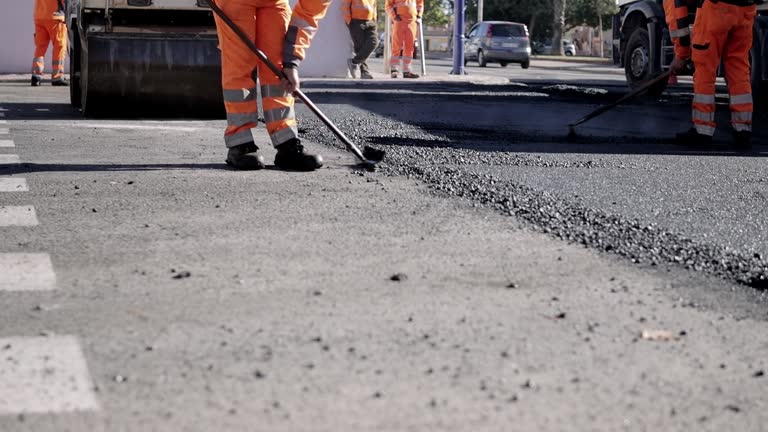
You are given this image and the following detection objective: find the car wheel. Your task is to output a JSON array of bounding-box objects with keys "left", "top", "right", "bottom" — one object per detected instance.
[
  {"left": 499, "top": 62, "right": 508, "bottom": 68},
  {"left": 478, "top": 50, "right": 487, "bottom": 67},
  {"left": 624, "top": 27, "right": 667, "bottom": 97},
  {"left": 521, "top": 59, "right": 530, "bottom": 69}
]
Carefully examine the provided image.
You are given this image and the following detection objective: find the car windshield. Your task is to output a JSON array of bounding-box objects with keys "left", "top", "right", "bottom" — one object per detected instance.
[{"left": 490, "top": 24, "right": 524, "bottom": 37}]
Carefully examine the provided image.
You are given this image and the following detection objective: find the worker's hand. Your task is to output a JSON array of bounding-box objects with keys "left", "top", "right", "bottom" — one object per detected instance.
[
  {"left": 281, "top": 67, "right": 299, "bottom": 93},
  {"left": 394, "top": 14, "right": 402, "bottom": 21},
  {"left": 670, "top": 56, "right": 688, "bottom": 75},
  {"left": 416, "top": 15, "right": 422, "bottom": 23}
]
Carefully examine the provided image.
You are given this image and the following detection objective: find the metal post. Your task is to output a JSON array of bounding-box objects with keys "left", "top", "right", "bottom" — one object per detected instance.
[
  {"left": 450, "top": 0, "right": 465, "bottom": 75},
  {"left": 418, "top": 20, "right": 427, "bottom": 76},
  {"left": 384, "top": 17, "right": 391, "bottom": 74},
  {"left": 478, "top": 0, "right": 483, "bottom": 23}
]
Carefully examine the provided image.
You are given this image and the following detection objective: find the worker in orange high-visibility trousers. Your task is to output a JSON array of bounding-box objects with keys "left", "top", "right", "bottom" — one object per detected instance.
[
  {"left": 667, "top": 0, "right": 757, "bottom": 149},
  {"left": 386, "top": 0, "right": 423, "bottom": 78},
  {"left": 343, "top": 0, "right": 378, "bottom": 79},
  {"left": 31, "top": 0, "right": 68, "bottom": 87},
  {"left": 212, "top": 0, "right": 331, "bottom": 171}
]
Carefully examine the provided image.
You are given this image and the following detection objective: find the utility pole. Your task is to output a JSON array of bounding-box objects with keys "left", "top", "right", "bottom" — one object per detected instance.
[
  {"left": 478, "top": 0, "right": 483, "bottom": 23},
  {"left": 450, "top": 0, "right": 465, "bottom": 75}
]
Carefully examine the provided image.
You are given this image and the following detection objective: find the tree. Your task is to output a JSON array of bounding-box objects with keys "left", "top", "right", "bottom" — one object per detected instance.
[
  {"left": 551, "top": 0, "right": 566, "bottom": 56},
  {"left": 566, "top": 0, "right": 617, "bottom": 30},
  {"left": 423, "top": 0, "right": 451, "bottom": 26}
]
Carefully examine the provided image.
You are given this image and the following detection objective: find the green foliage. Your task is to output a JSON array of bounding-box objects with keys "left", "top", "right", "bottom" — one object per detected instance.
[
  {"left": 566, "top": 0, "right": 617, "bottom": 30},
  {"left": 423, "top": 0, "right": 451, "bottom": 26}
]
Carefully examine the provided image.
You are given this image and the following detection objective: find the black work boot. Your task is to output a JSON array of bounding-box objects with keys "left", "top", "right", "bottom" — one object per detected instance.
[
  {"left": 733, "top": 130, "right": 752, "bottom": 151},
  {"left": 274, "top": 138, "right": 323, "bottom": 171},
  {"left": 360, "top": 69, "right": 374, "bottom": 80},
  {"left": 675, "top": 128, "right": 712, "bottom": 147},
  {"left": 403, "top": 71, "right": 420, "bottom": 79},
  {"left": 51, "top": 78, "right": 69, "bottom": 87},
  {"left": 226, "top": 142, "right": 265, "bottom": 170},
  {"left": 31, "top": 76, "right": 41, "bottom": 87}
]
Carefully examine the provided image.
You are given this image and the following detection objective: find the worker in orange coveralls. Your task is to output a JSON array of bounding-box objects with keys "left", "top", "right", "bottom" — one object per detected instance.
[
  {"left": 666, "top": 0, "right": 757, "bottom": 149},
  {"left": 212, "top": 0, "right": 331, "bottom": 171},
  {"left": 386, "top": 0, "right": 423, "bottom": 78},
  {"left": 31, "top": 0, "right": 68, "bottom": 87}
]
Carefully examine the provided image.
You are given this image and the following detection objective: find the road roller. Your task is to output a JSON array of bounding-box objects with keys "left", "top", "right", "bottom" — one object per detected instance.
[{"left": 66, "top": 0, "right": 224, "bottom": 116}]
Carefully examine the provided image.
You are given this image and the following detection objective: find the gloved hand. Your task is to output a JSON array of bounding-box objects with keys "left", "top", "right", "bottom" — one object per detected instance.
[
  {"left": 281, "top": 66, "right": 300, "bottom": 93},
  {"left": 670, "top": 56, "right": 688, "bottom": 75},
  {"left": 416, "top": 15, "right": 422, "bottom": 22},
  {"left": 394, "top": 14, "right": 402, "bottom": 21}
]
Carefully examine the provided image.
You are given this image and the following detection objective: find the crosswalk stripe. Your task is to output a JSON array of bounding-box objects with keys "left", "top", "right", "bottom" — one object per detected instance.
[
  {"left": 0, "top": 155, "right": 19, "bottom": 164},
  {"left": 0, "top": 253, "right": 57, "bottom": 291},
  {"left": 0, "top": 140, "right": 14, "bottom": 148},
  {"left": 0, "top": 335, "right": 100, "bottom": 414},
  {"left": 0, "top": 206, "right": 38, "bottom": 226},
  {"left": 0, "top": 178, "right": 28, "bottom": 192}
]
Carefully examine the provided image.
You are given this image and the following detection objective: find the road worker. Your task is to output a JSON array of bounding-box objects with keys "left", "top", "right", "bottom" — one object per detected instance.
[
  {"left": 343, "top": 0, "right": 378, "bottom": 79},
  {"left": 386, "top": 0, "right": 423, "bottom": 78},
  {"left": 212, "top": 0, "right": 331, "bottom": 171},
  {"left": 31, "top": 0, "right": 68, "bottom": 87},
  {"left": 666, "top": 0, "right": 757, "bottom": 148}
]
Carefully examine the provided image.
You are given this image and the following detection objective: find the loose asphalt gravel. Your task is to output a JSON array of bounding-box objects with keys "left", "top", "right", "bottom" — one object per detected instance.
[{"left": 298, "top": 82, "right": 768, "bottom": 290}]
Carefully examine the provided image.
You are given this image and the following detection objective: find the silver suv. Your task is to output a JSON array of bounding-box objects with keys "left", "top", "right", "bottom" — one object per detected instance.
[{"left": 464, "top": 21, "right": 531, "bottom": 69}]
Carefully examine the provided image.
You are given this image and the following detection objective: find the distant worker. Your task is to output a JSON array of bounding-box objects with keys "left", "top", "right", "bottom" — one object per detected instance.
[
  {"left": 386, "top": 0, "right": 423, "bottom": 78},
  {"left": 212, "top": 0, "right": 331, "bottom": 171},
  {"left": 343, "top": 0, "right": 378, "bottom": 79},
  {"left": 31, "top": 0, "right": 68, "bottom": 87},
  {"left": 666, "top": 0, "right": 756, "bottom": 148}
]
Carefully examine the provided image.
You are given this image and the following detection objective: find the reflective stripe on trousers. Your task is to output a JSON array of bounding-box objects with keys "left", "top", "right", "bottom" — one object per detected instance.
[{"left": 213, "top": 0, "right": 297, "bottom": 148}]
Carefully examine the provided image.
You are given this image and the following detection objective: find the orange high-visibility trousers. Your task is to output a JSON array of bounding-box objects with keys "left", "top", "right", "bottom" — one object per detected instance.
[
  {"left": 31, "top": 19, "right": 67, "bottom": 81},
  {"left": 213, "top": 0, "right": 297, "bottom": 148},
  {"left": 690, "top": 0, "right": 756, "bottom": 136},
  {"left": 390, "top": 19, "right": 417, "bottom": 72}
]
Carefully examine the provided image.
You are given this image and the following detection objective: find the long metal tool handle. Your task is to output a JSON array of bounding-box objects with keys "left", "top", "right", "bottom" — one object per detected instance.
[
  {"left": 568, "top": 71, "right": 671, "bottom": 128},
  {"left": 203, "top": 0, "right": 369, "bottom": 163},
  {"left": 418, "top": 20, "right": 426, "bottom": 76}
]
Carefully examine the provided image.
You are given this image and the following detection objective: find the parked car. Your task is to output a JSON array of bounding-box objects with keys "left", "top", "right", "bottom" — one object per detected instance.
[
  {"left": 374, "top": 32, "right": 419, "bottom": 59},
  {"left": 534, "top": 40, "right": 576, "bottom": 56},
  {"left": 463, "top": 21, "right": 531, "bottom": 68}
]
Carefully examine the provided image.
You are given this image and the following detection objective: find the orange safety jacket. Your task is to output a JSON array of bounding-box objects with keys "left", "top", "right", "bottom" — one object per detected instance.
[
  {"left": 663, "top": 0, "right": 697, "bottom": 59},
  {"left": 34, "top": 0, "right": 65, "bottom": 21},
  {"left": 342, "top": 0, "right": 377, "bottom": 24},
  {"left": 385, "top": 0, "right": 423, "bottom": 20},
  {"left": 284, "top": 0, "right": 333, "bottom": 69}
]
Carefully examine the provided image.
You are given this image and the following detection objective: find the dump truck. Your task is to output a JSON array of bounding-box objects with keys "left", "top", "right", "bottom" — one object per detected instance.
[
  {"left": 612, "top": 0, "right": 768, "bottom": 99},
  {"left": 66, "top": 0, "right": 223, "bottom": 116}
]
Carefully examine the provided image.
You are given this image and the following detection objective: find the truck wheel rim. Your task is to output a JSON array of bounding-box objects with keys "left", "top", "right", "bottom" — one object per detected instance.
[{"left": 630, "top": 46, "right": 648, "bottom": 79}]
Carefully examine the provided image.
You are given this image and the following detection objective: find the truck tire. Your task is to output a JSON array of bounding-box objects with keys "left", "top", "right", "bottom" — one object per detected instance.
[
  {"left": 79, "top": 40, "right": 105, "bottom": 117},
  {"left": 624, "top": 27, "right": 668, "bottom": 96},
  {"left": 69, "top": 25, "right": 82, "bottom": 109}
]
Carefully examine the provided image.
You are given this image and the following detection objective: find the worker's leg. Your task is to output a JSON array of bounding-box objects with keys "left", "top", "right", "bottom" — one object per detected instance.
[
  {"left": 255, "top": 0, "right": 296, "bottom": 147},
  {"left": 355, "top": 20, "right": 378, "bottom": 74},
  {"left": 257, "top": 0, "right": 322, "bottom": 171},
  {"left": 690, "top": 1, "right": 735, "bottom": 136},
  {"left": 347, "top": 19, "right": 363, "bottom": 77},
  {"left": 51, "top": 20, "right": 68, "bottom": 84},
  {"left": 213, "top": 0, "right": 260, "bottom": 149},
  {"left": 390, "top": 21, "right": 404, "bottom": 74},
  {"left": 723, "top": 5, "right": 756, "bottom": 139},
  {"left": 401, "top": 20, "right": 417, "bottom": 74},
  {"left": 31, "top": 21, "right": 51, "bottom": 84}
]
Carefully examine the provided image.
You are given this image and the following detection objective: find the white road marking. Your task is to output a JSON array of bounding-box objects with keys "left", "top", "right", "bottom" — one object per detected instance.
[
  {"left": 0, "top": 120, "right": 7, "bottom": 124},
  {"left": 0, "top": 335, "right": 100, "bottom": 414},
  {"left": 0, "top": 140, "right": 14, "bottom": 148},
  {"left": 50, "top": 122, "right": 200, "bottom": 132},
  {"left": 0, "top": 155, "right": 20, "bottom": 164},
  {"left": 0, "top": 253, "right": 57, "bottom": 291},
  {"left": 0, "top": 206, "right": 39, "bottom": 226},
  {"left": 0, "top": 178, "right": 28, "bottom": 192},
  {"left": 0, "top": 128, "right": 8, "bottom": 135}
]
